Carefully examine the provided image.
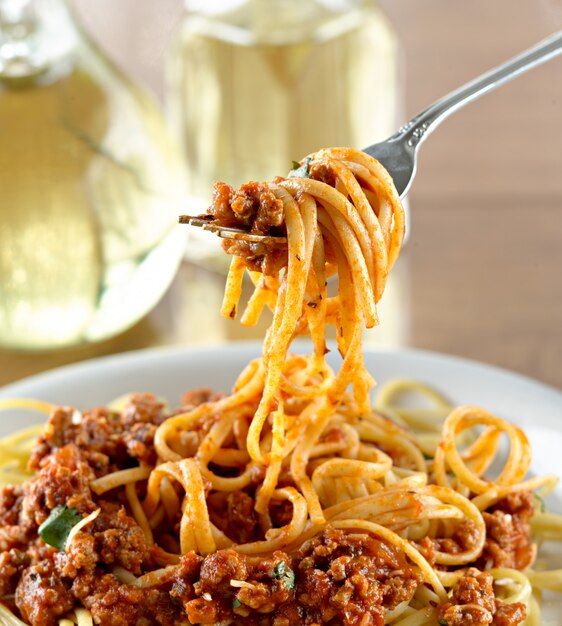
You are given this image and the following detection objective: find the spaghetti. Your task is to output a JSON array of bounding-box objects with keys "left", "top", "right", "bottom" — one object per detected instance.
[{"left": 0, "top": 147, "right": 561, "bottom": 625}]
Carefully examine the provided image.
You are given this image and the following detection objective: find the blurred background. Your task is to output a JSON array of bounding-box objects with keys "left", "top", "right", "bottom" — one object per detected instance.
[{"left": 0, "top": 0, "right": 561, "bottom": 387}]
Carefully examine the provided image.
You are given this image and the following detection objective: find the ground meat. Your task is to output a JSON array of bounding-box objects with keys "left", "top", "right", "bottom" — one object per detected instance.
[
  {"left": 170, "top": 528, "right": 420, "bottom": 625},
  {"left": 173, "top": 549, "right": 294, "bottom": 624},
  {"left": 296, "top": 528, "right": 420, "bottom": 625},
  {"left": 122, "top": 422, "right": 158, "bottom": 466},
  {"left": 16, "top": 525, "right": 177, "bottom": 626},
  {"left": 0, "top": 498, "right": 532, "bottom": 626},
  {"left": 0, "top": 548, "right": 30, "bottom": 595},
  {"left": 170, "top": 551, "right": 203, "bottom": 606},
  {"left": 0, "top": 484, "right": 25, "bottom": 528},
  {"left": 23, "top": 445, "right": 96, "bottom": 526},
  {"left": 197, "top": 549, "right": 249, "bottom": 594},
  {"left": 15, "top": 560, "right": 74, "bottom": 626},
  {"left": 430, "top": 519, "right": 482, "bottom": 559},
  {"left": 0, "top": 484, "right": 33, "bottom": 550},
  {"left": 417, "top": 493, "right": 535, "bottom": 574},
  {"left": 449, "top": 568, "right": 496, "bottom": 613},
  {"left": 90, "top": 502, "right": 150, "bottom": 574},
  {"left": 412, "top": 536, "right": 436, "bottom": 566},
  {"left": 209, "top": 181, "right": 285, "bottom": 234},
  {"left": 121, "top": 393, "right": 166, "bottom": 426},
  {"left": 493, "top": 602, "right": 527, "bottom": 626},
  {"left": 29, "top": 395, "right": 167, "bottom": 474},
  {"left": 205, "top": 160, "right": 346, "bottom": 276},
  {"left": 222, "top": 234, "right": 288, "bottom": 276},
  {"left": 0, "top": 395, "right": 215, "bottom": 625},
  {"left": 207, "top": 181, "right": 288, "bottom": 275},
  {"left": 209, "top": 492, "right": 260, "bottom": 544},
  {"left": 29, "top": 407, "right": 120, "bottom": 473},
  {"left": 480, "top": 492, "right": 535, "bottom": 570},
  {"left": 269, "top": 498, "right": 295, "bottom": 529},
  {"left": 180, "top": 388, "right": 216, "bottom": 409},
  {"left": 438, "top": 568, "right": 526, "bottom": 626},
  {"left": 72, "top": 570, "right": 188, "bottom": 626},
  {"left": 55, "top": 531, "right": 97, "bottom": 578},
  {"left": 208, "top": 181, "right": 238, "bottom": 227},
  {"left": 309, "top": 161, "right": 336, "bottom": 187}
]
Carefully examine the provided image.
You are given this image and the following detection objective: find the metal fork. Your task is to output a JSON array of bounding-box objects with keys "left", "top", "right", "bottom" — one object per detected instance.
[{"left": 179, "top": 30, "right": 562, "bottom": 242}]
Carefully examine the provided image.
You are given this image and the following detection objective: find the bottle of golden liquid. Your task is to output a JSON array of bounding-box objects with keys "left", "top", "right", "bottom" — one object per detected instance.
[
  {"left": 168, "top": 0, "right": 401, "bottom": 264},
  {"left": 0, "top": 0, "right": 185, "bottom": 349}
]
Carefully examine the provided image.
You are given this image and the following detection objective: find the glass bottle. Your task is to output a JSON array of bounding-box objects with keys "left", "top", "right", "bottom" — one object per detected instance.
[
  {"left": 168, "top": 0, "right": 401, "bottom": 265},
  {"left": 0, "top": 0, "right": 185, "bottom": 349}
]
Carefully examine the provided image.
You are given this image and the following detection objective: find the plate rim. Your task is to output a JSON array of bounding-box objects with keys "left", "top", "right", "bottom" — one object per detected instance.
[{"left": 1, "top": 341, "right": 561, "bottom": 401}]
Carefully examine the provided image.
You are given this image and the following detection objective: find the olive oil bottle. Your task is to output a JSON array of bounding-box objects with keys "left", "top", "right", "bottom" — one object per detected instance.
[{"left": 0, "top": 0, "right": 185, "bottom": 349}]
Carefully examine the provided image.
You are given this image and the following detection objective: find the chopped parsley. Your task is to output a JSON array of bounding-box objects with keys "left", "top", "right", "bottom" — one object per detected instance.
[
  {"left": 38, "top": 505, "right": 82, "bottom": 551},
  {"left": 273, "top": 561, "right": 296, "bottom": 590},
  {"left": 232, "top": 598, "right": 241, "bottom": 609},
  {"left": 288, "top": 157, "right": 311, "bottom": 179},
  {"left": 273, "top": 561, "right": 286, "bottom": 577}
]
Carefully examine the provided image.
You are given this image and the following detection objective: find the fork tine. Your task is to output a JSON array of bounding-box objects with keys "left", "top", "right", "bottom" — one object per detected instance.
[{"left": 178, "top": 215, "right": 287, "bottom": 244}]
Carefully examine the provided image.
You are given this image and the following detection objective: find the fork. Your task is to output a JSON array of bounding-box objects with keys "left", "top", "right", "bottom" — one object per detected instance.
[{"left": 179, "top": 30, "right": 562, "bottom": 243}]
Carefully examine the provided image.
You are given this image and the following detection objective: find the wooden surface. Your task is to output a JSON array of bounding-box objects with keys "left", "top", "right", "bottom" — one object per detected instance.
[{"left": 1, "top": 0, "right": 561, "bottom": 389}]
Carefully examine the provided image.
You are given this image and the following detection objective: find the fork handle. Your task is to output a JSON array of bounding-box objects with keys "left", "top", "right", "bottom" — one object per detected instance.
[{"left": 394, "top": 30, "right": 562, "bottom": 149}]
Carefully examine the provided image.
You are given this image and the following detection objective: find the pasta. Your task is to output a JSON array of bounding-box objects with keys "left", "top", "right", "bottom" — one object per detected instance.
[{"left": 0, "top": 147, "right": 561, "bottom": 626}]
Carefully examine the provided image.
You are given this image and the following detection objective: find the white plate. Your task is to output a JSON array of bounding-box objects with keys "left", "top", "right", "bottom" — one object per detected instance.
[{"left": 0, "top": 343, "right": 561, "bottom": 618}]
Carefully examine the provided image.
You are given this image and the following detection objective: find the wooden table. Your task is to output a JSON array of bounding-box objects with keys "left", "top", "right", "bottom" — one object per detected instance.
[{"left": 1, "top": 0, "right": 561, "bottom": 389}]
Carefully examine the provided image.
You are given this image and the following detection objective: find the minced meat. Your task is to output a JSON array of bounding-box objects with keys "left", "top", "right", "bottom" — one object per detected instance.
[
  {"left": 208, "top": 181, "right": 288, "bottom": 274},
  {"left": 438, "top": 568, "right": 526, "bottom": 626}
]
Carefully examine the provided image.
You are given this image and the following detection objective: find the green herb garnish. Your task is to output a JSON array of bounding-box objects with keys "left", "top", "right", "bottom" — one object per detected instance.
[
  {"left": 289, "top": 157, "right": 311, "bottom": 179},
  {"left": 282, "top": 567, "right": 295, "bottom": 590},
  {"left": 273, "top": 561, "right": 286, "bottom": 578},
  {"left": 439, "top": 620, "right": 448, "bottom": 626},
  {"left": 232, "top": 598, "right": 241, "bottom": 609},
  {"left": 38, "top": 505, "right": 82, "bottom": 551},
  {"left": 273, "top": 561, "right": 295, "bottom": 590}
]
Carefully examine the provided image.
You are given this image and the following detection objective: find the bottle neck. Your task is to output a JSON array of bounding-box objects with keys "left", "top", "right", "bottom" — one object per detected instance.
[{"left": 0, "top": 0, "right": 78, "bottom": 79}]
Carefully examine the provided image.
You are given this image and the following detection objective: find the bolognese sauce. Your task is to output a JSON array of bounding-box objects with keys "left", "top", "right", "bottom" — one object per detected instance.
[
  {"left": 208, "top": 181, "right": 288, "bottom": 274},
  {"left": 0, "top": 394, "right": 530, "bottom": 626}
]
